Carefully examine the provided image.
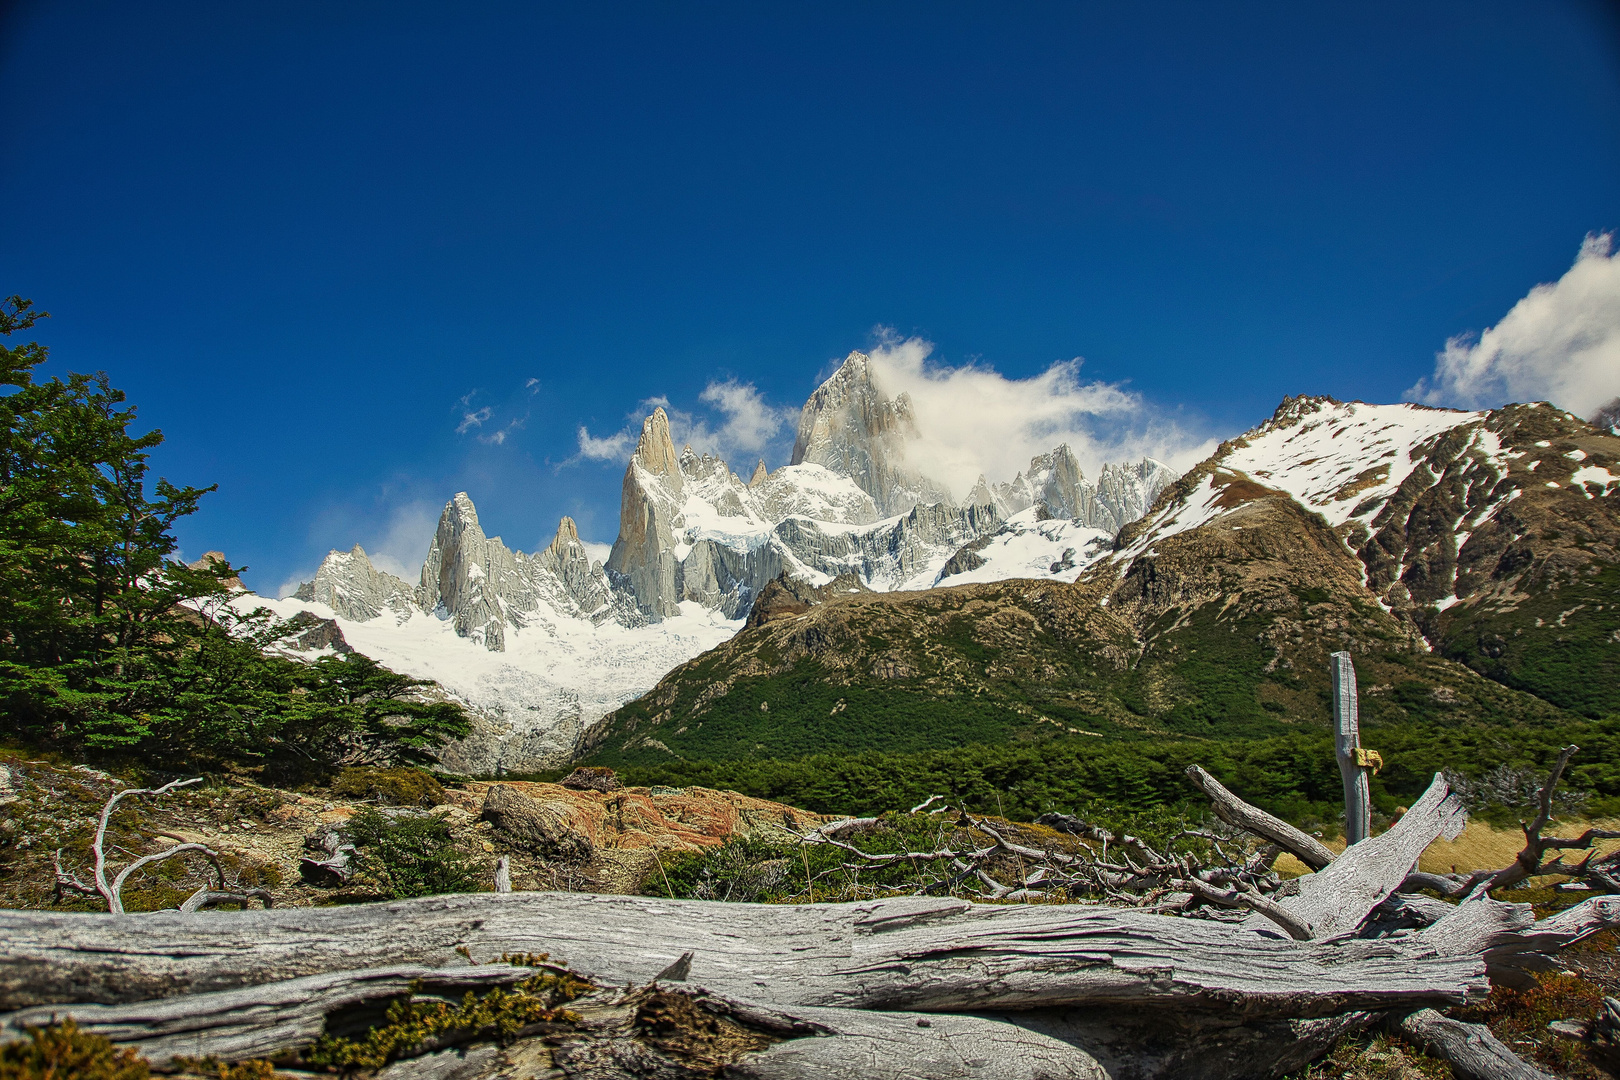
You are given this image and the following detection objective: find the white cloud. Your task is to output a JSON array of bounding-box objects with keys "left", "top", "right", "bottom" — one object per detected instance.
[
  {"left": 566, "top": 339, "right": 1216, "bottom": 491},
  {"left": 581, "top": 540, "right": 613, "bottom": 565},
  {"left": 576, "top": 425, "right": 635, "bottom": 461},
  {"left": 456, "top": 405, "right": 492, "bottom": 434},
  {"left": 572, "top": 387, "right": 793, "bottom": 470},
  {"left": 862, "top": 331, "right": 1216, "bottom": 499},
  {"left": 1409, "top": 233, "right": 1620, "bottom": 417},
  {"left": 698, "top": 379, "right": 793, "bottom": 456},
  {"left": 479, "top": 416, "right": 526, "bottom": 446},
  {"left": 275, "top": 573, "right": 311, "bottom": 600},
  {"left": 361, "top": 500, "right": 443, "bottom": 580}
]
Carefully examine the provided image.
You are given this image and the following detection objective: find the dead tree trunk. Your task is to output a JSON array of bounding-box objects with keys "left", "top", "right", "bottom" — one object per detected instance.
[
  {"left": 5, "top": 766, "right": 1614, "bottom": 1079},
  {"left": 1331, "top": 650, "right": 1372, "bottom": 846}
]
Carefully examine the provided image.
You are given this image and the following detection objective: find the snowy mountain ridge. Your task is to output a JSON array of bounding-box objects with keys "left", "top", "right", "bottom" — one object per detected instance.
[{"left": 259, "top": 349, "right": 1180, "bottom": 771}]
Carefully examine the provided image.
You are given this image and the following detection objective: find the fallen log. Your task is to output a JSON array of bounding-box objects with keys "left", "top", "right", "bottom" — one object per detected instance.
[
  {"left": 1393, "top": 1009, "right": 1558, "bottom": 1080},
  {"left": 1184, "top": 765, "right": 1336, "bottom": 872},
  {"left": 1248, "top": 772, "right": 1465, "bottom": 939},
  {"left": 0, "top": 964, "right": 538, "bottom": 1067},
  {"left": 0, "top": 968, "right": 1110, "bottom": 1080},
  {"left": 0, "top": 888, "right": 1526, "bottom": 1020}
]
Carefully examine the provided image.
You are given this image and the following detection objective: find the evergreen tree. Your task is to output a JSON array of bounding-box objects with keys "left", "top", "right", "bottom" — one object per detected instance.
[{"left": 0, "top": 296, "right": 469, "bottom": 766}]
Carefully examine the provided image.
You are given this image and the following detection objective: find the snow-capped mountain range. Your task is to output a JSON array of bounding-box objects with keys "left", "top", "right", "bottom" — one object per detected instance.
[{"left": 245, "top": 351, "right": 1177, "bottom": 772}]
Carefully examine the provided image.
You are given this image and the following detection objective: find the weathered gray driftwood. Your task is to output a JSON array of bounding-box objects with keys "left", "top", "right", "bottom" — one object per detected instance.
[
  {"left": 0, "top": 887, "right": 1530, "bottom": 1020},
  {"left": 718, "top": 999, "right": 1109, "bottom": 1080},
  {"left": 1394, "top": 1008, "right": 1558, "bottom": 1080},
  {"left": 1006, "top": 1006, "right": 1381, "bottom": 1080},
  {"left": 1249, "top": 772, "right": 1465, "bottom": 939},
  {"left": 1184, "top": 765, "right": 1336, "bottom": 871},
  {"left": 0, "top": 968, "right": 1109, "bottom": 1080},
  {"left": 0, "top": 965, "right": 538, "bottom": 1067},
  {"left": 8, "top": 739, "right": 1614, "bottom": 1080}
]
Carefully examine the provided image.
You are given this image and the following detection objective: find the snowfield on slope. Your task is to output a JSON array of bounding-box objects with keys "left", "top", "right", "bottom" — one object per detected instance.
[
  {"left": 1117, "top": 401, "right": 1489, "bottom": 562},
  {"left": 1224, "top": 401, "right": 1486, "bottom": 527},
  {"left": 927, "top": 509, "right": 1114, "bottom": 588},
  {"left": 240, "top": 592, "right": 741, "bottom": 773}
]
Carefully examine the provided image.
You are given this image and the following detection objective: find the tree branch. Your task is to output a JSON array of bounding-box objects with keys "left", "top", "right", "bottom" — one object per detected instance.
[{"left": 1185, "top": 765, "right": 1337, "bottom": 871}]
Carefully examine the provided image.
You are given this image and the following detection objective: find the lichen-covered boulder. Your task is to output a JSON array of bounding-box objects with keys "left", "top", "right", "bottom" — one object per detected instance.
[{"left": 480, "top": 785, "right": 593, "bottom": 861}]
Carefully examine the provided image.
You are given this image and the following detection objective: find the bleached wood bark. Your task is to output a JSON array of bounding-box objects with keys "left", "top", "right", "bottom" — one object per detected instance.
[
  {"left": 714, "top": 999, "right": 1109, "bottom": 1080},
  {"left": 0, "top": 965, "right": 538, "bottom": 1067},
  {"left": 0, "top": 888, "right": 1526, "bottom": 1019},
  {"left": 0, "top": 967, "right": 1108, "bottom": 1080},
  {"left": 1394, "top": 1009, "right": 1558, "bottom": 1080},
  {"left": 1248, "top": 772, "right": 1465, "bottom": 939},
  {"left": 1183, "top": 765, "right": 1336, "bottom": 871}
]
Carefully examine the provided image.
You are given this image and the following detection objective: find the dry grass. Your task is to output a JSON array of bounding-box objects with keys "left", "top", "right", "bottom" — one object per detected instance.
[{"left": 1274, "top": 818, "right": 1620, "bottom": 880}]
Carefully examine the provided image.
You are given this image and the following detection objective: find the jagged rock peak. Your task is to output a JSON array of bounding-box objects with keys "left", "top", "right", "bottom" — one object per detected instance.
[
  {"left": 294, "top": 543, "right": 417, "bottom": 624},
  {"left": 186, "top": 551, "right": 244, "bottom": 590},
  {"left": 548, "top": 516, "right": 585, "bottom": 557},
  {"left": 635, "top": 407, "right": 682, "bottom": 479},
  {"left": 749, "top": 459, "right": 768, "bottom": 487},
  {"left": 791, "top": 349, "right": 952, "bottom": 515},
  {"left": 606, "top": 408, "right": 687, "bottom": 619},
  {"left": 1270, "top": 394, "right": 1343, "bottom": 425}
]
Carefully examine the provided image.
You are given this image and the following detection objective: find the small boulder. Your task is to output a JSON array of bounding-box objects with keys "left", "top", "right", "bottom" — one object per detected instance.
[
  {"left": 481, "top": 785, "right": 593, "bottom": 860},
  {"left": 559, "top": 767, "right": 623, "bottom": 793}
]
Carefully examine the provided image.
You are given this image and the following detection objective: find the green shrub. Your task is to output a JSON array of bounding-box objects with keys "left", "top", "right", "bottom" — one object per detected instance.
[
  {"left": 347, "top": 809, "right": 485, "bottom": 899},
  {"left": 332, "top": 767, "right": 445, "bottom": 807},
  {"left": 307, "top": 968, "right": 591, "bottom": 1071},
  {"left": 0, "top": 1020, "right": 150, "bottom": 1080}
]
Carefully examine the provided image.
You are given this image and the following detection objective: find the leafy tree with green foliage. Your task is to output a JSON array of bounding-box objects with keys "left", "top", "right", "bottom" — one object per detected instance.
[
  {"left": 281, "top": 653, "right": 473, "bottom": 767},
  {"left": 0, "top": 295, "right": 228, "bottom": 747},
  {"left": 0, "top": 296, "right": 469, "bottom": 768}
]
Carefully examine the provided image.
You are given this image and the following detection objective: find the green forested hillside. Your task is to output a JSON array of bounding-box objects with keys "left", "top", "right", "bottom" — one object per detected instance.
[
  {"left": 584, "top": 495, "right": 1583, "bottom": 769},
  {"left": 581, "top": 402, "right": 1620, "bottom": 814}
]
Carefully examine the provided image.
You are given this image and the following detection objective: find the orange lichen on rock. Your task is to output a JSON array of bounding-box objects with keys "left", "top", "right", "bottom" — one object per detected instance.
[{"left": 455, "top": 780, "right": 834, "bottom": 894}]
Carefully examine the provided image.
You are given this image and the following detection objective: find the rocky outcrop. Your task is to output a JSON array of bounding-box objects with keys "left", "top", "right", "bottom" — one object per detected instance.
[
  {"left": 280, "top": 611, "right": 352, "bottom": 654},
  {"left": 465, "top": 779, "right": 830, "bottom": 893},
  {"left": 292, "top": 545, "right": 417, "bottom": 623},
  {"left": 790, "top": 351, "right": 953, "bottom": 515},
  {"left": 605, "top": 409, "right": 687, "bottom": 618},
  {"left": 744, "top": 572, "right": 873, "bottom": 630},
  {"left": 480, "top": 783, "right": 593, "bottom": 861},
  {"left": 992, "top": 447, "right": 1178, "bottom": 532},
  {"left": 187, "top": 551, "right": 245, "bottom": 591}
]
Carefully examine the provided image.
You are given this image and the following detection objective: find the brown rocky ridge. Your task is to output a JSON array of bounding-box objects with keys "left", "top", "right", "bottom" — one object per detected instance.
[{"left": 583, "top": 397, "right": 1619, "bottom": 764}]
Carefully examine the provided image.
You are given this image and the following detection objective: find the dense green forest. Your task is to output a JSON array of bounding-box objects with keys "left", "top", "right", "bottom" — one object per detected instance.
[
  {"left": 0, "top": 297, "right": 467, "bottom": 772},
  {"left": 569, "top": 717, "right": 1620, "bottom": 826}
]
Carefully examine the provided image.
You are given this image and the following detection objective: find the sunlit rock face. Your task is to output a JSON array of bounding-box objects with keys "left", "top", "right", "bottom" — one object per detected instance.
[
  {"left": 790, "top": 350, "right": 954, "bottom": 516},
  {"left": 272, "top": 351, "right": 1196, "bottom": 771}
]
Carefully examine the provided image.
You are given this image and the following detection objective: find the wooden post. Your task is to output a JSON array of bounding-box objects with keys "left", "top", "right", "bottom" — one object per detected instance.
[{"left": 1332, "top": 651, "right": 1371, "bottom": 846}]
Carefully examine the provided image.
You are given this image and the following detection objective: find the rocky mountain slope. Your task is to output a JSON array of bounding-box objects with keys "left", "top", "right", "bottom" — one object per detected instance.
[
  {"left": 583, "top": 397, "right": 1620, "bottom": 766},
  {"left": 243, "top": 350, "right": 1172, "bottom": 772}
]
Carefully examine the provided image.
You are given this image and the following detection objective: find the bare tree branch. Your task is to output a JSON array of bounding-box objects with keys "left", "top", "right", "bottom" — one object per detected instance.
[{"left": 1185, "top": 765, "right": 1337, "bottom": 871}]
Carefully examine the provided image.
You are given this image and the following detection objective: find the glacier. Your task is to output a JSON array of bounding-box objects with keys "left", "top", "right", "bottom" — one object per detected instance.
[{"left": 244, "top": 349, "right": 1179, "bottom": 772}]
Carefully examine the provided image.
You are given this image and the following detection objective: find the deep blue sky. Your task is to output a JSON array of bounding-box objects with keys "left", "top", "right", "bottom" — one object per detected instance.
[{"left": 3, "top": 2, "right": 1617, "bottom": 594}]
